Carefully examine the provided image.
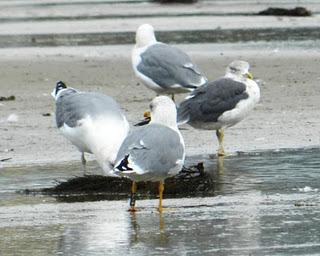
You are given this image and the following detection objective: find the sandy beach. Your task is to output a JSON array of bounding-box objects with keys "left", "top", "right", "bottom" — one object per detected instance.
[
  {"left": 1, "top": 43, "right": 319, "bottom": 168},
  {"left": 1, "top": 0, "right": 320, "bottom": 168}
]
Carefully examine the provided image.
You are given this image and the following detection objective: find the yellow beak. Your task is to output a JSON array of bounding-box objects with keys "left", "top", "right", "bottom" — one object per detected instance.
[
  {"left": 246, "top": 72, "right": 254, "bottom": 80},
  {"left": 143, "top": 111, "right": 151, "bottom": 119}
]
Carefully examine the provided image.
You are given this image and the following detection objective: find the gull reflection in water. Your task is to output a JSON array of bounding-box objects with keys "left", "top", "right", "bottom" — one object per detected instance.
[{"left": 129, "top": 211, "right": 169, "bottom": 250}]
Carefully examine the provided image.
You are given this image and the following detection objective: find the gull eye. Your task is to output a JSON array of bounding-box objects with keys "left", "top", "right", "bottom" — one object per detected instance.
[
  {"left": 229, "top": 67, "right": 238, "bottom": 72},
  {"left": 56, "top": 81, "right": 67, "bottom": 90}
]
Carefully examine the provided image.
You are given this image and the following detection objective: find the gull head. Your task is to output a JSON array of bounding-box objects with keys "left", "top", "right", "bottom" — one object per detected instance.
[
  {"left": 149, "top": 96, "right": 177, "bottom": 129},
  {"left": 225, "top": 60, "right": 253, "bottom": 80},
  {"left": 135, "top": 24, "right": 157, "bottom": 48}
]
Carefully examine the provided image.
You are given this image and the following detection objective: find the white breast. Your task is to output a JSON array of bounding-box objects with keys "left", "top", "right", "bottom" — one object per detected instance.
[
  {"left": 218, "top": 79, "right": 260, "bottom": 127},
  {"left": 60, "top": 114, "right": 129, "bottom": 175}
]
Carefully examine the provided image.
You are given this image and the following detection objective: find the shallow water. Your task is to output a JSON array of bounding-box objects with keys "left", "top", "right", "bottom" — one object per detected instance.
[{"left": 0, "top": 148, "right": 320, "bottom": 255}]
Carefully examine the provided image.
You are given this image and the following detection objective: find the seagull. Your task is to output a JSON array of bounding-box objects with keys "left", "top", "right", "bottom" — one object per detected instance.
[
  {"left": 113, "top": 96, "right": 185, "bottom": 212},
  {"left": 51, "top": 81, "right": 129, "bottom": 175},
  {"left": 177, "top": 60, "right": 260, "bottom": 156},
  {"left": 132, "top": 24, "right": 207, "bottom": 101}
]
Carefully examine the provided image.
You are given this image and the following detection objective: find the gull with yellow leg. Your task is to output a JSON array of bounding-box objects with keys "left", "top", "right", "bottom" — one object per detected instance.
[
  {"left": 177, "top": 60, "right": 260, "bottom": 156},
  {"left": 113, "top": 96, "right": 185, "bottom": 212}
]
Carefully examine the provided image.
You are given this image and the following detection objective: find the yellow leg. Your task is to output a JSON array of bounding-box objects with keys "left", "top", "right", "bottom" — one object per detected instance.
[
  {"left": 216, "top": 129, "right": 225, "bottom": 156},
  {"left": 128, "top": 181, "right": 137, "bottom": 212},
  {"left": 158, "top": 180, "right": 164, "bottom": 213}
]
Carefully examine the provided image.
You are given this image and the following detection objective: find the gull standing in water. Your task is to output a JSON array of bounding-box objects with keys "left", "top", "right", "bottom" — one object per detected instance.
[
  {"left": 51, "top": 81, "right": 129, "bottom": 175},
  {"left": 132, "top": 24, "right": 207, "bottom": 101},
  {"left": 113, "top": 96, "right": 185, "bottom": 212},
  {"left": 177, "top": 60, "right": 260, "bottom": 156}
]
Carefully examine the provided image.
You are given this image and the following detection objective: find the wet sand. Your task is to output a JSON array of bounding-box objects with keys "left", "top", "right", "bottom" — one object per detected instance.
[
  {"left": 1, "top": 43, "right": 320, "bottom": 168},
  {"left": 1, "top": 149, "right": 320, "bottom": 255}
]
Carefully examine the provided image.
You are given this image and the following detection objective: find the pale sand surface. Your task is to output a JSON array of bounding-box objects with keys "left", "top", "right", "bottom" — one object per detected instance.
[
  {"left": 0, "top": 44, "right": 319, "bottom": 167},
  {"left": 2, "top": 16, "right": 320, "bottom": 35},
  {"left": 1, "top": 0, "right": 320, "bottom": 36}
]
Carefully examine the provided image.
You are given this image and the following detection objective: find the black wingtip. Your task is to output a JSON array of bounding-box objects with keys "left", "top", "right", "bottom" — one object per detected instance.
[
  {"left": 116, "top": 155, "right": 133, "bottom": 172},
  {"left": 56, "top": 81, "right": 67, "bottom": 89},
  {"left": 53, "top": 81, "right": 68, "bottom": 97}
]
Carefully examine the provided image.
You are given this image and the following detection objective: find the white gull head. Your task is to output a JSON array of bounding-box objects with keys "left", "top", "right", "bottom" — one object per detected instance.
[
  {"left": 149, "top": 96, "right": 177, "bottom": 129},
  {"left": 225, "top": 60, "right": 251, "bottom": 81},
  {"left": 135, "top": 24, "right": 157, "bottom": 48}
]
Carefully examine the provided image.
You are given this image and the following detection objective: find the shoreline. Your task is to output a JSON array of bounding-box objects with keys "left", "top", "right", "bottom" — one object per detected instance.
[{"left": 2, "top": 146, "right": 320, "bottom": 169}]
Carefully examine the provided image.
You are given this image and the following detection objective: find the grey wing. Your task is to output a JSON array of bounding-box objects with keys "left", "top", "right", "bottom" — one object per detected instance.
[
  {"left": 137, "top": 44, "right": 207, "bottom": 89},
  {"left": 55, "top": 92, "right": 124, "bottom": 128},
  {"left": 115, "top": 125, "right": 184, "bottom": 176},
  {"left": 177, "top": 78, "right": 249, "bottom": 123}
]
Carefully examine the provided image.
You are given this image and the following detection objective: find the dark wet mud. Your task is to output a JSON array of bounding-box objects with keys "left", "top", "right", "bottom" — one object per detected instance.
[{"left": 2, "top": 27, "right": 320, "bottom": 48}]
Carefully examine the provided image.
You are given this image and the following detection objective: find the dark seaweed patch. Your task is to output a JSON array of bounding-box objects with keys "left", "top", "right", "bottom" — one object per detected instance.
[
  {"left": 0, "top": 95, "right": 15, "bottom": 101},
  {"left": 26, "top": 163, "right": 215, "bottom": 202},
  {"left": 258, "top": 7, "right": 311, "bottom": 17}
]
